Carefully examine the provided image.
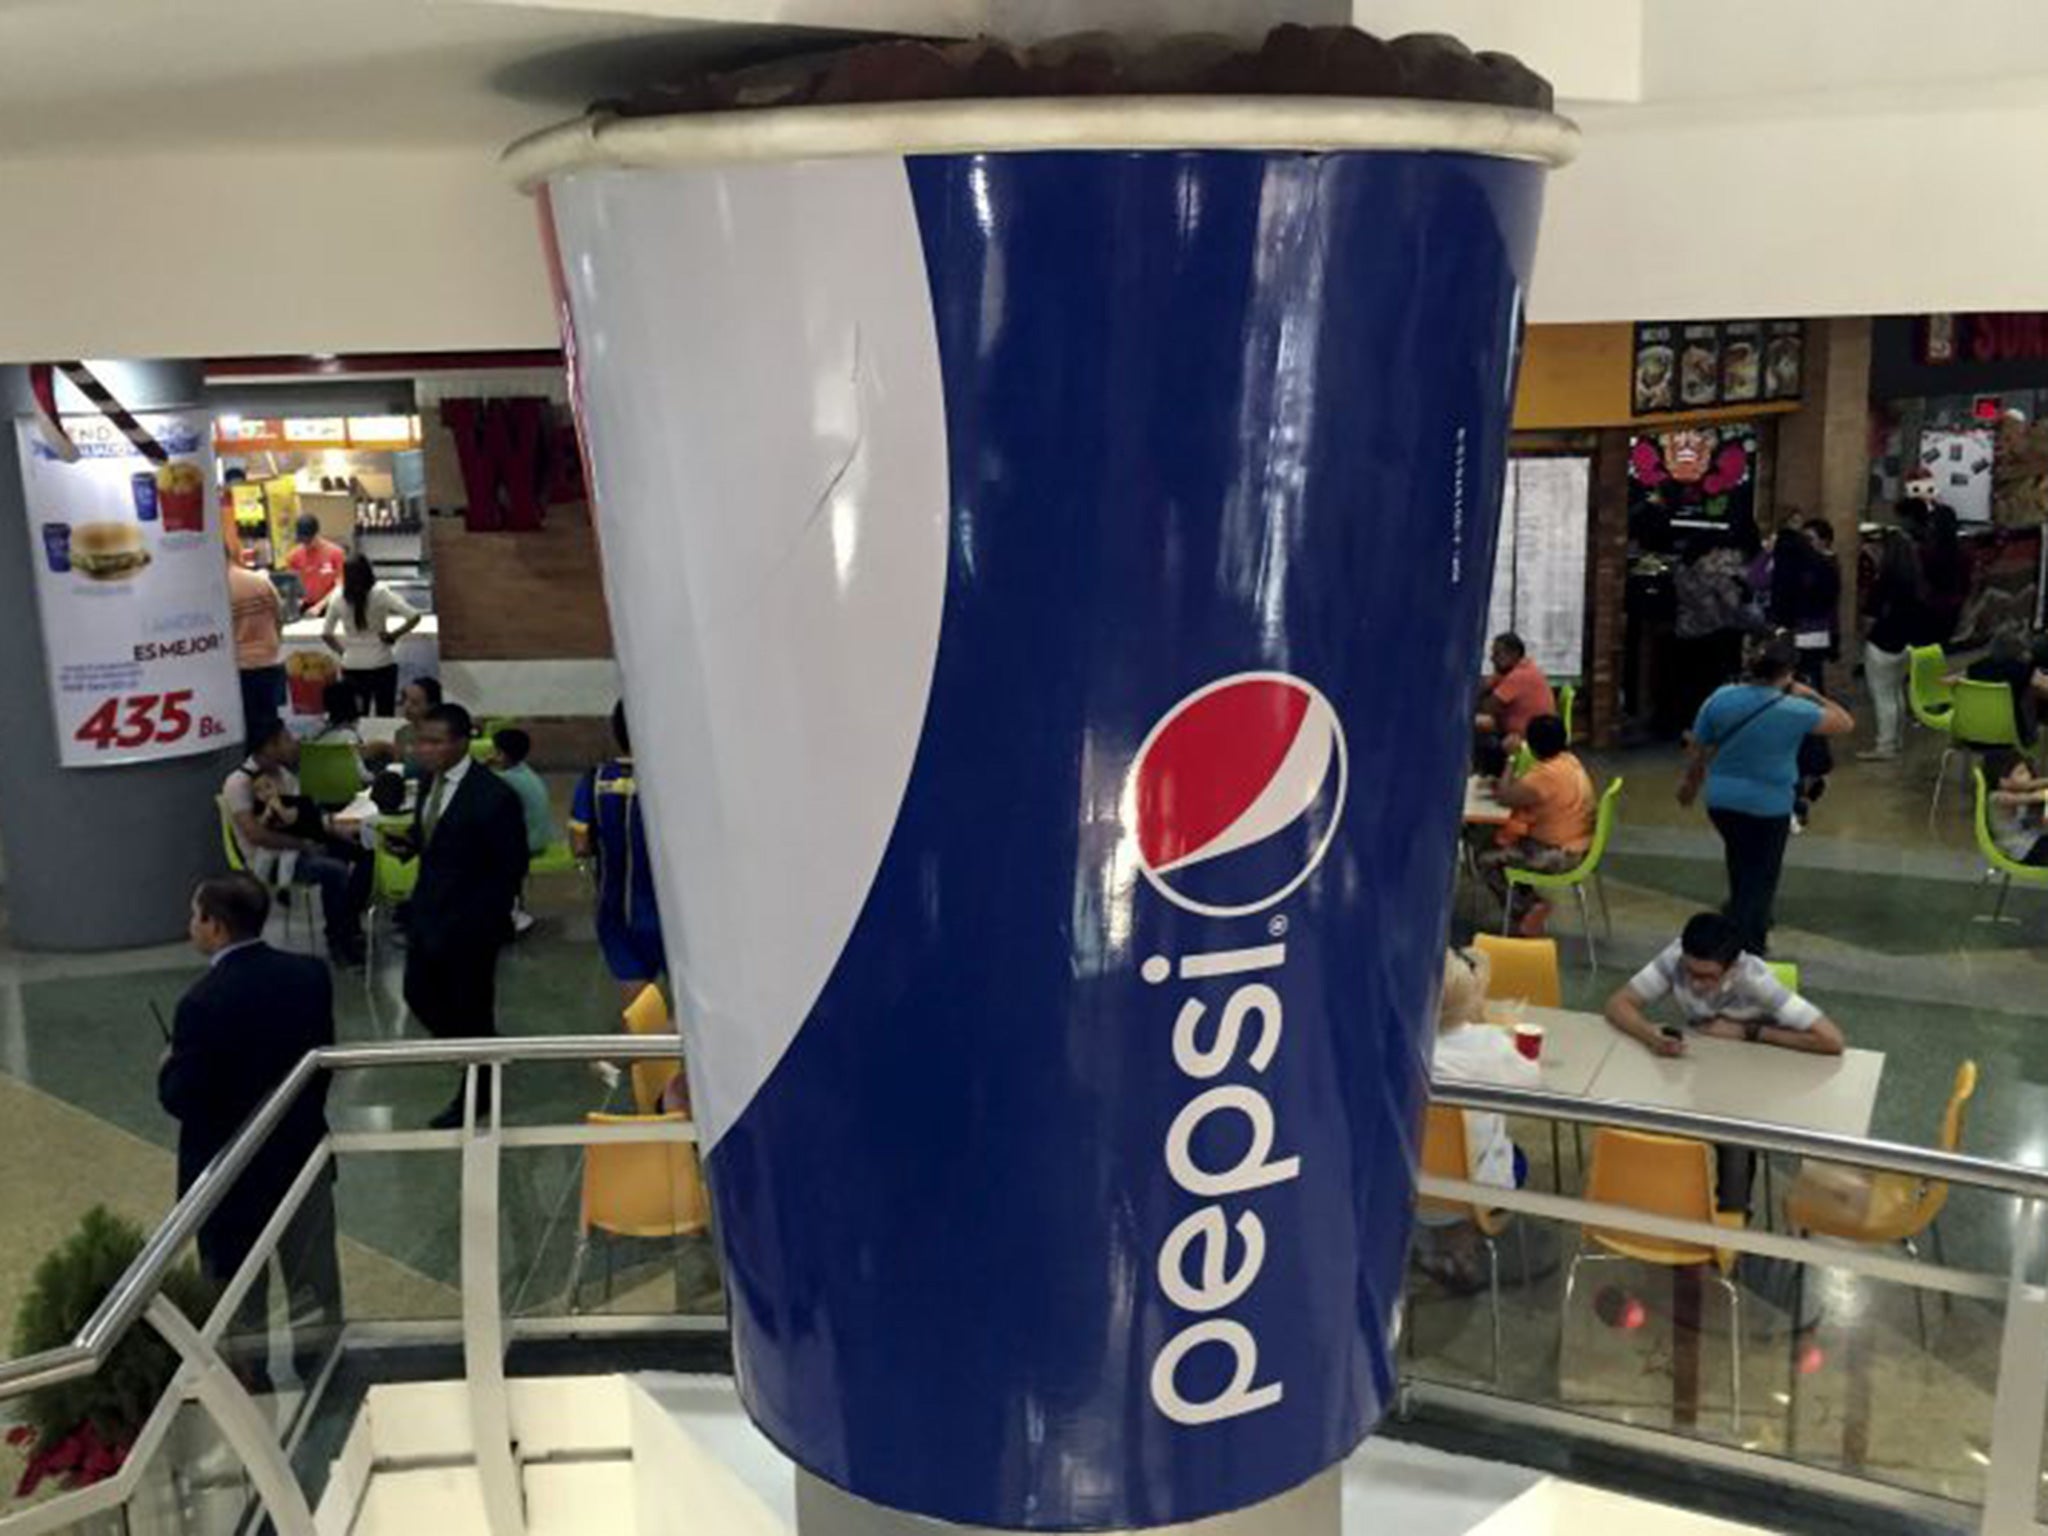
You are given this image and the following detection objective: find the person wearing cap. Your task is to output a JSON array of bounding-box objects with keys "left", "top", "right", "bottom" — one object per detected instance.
[{"left": 288, "top": 513, "right": 347, "bottom": 612}]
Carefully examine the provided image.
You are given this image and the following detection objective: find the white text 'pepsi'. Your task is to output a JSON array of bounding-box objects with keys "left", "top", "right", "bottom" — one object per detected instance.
[{"left": 1141, "top": 940, "right": 1298, "bottom": 1427}]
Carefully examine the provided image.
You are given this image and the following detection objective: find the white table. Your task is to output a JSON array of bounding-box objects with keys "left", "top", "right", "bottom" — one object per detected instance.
[
  {"left": 1463, "top": 776, "right": 1510, "bottom": 826},
  {"left": 1436, "top": 1004, "right": 1619, "bottom": 1100},
  {"left": 1584, "top": 1031, "right": 1886, "bottom": 1140}
]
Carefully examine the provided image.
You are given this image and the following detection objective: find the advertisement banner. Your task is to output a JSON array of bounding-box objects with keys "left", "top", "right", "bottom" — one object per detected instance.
[{"left": 16, "top": 414, "right": 242, "bottom": 768}]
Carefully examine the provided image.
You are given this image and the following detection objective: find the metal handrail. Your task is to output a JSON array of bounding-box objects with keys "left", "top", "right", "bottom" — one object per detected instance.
[
  {"left": 0, "top": 1033, "right": 688, "bottom": 1399},
  {"left": 3, "top": 1032, "right": 2042, "bottom": 1402},
  {"left": 1433, "top": 1077, "right": 2048, "bottom": 1197}
]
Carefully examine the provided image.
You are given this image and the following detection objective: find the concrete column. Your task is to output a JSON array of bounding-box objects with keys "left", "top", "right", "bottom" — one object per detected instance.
[
  {"left": 0, "top": 363, "right": 238, "bottom": 950},
  {"left": 797, "top": 1467, "right": 1341, "bottom": 1536},
  {"left": 1773, "top": 317, "right": 1875, "bottom": 642}
]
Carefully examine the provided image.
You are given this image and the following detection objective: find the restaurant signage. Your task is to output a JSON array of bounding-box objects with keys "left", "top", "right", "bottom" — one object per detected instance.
[{"left": 14, "top": 414, "right": 242, "bottom": 768}]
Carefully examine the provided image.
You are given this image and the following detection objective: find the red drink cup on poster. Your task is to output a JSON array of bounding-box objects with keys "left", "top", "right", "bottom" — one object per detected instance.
[{"left": 1513, "top": 1021, "right": 1546, "bottom": 1062}]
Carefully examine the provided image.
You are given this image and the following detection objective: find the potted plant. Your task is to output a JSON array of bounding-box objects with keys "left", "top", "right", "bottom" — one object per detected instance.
[{"left": 8, "top": 1207, "right": 212, "bottom": 1498}]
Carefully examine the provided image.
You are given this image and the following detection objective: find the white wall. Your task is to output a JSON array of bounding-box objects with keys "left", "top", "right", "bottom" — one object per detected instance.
[
  {"left": 1533, "top": 88, "right": 2048, "bottom": 321},
  {"left": 1353, "top": 0, "right": 1643, "bottom": 102},
  {"left": 10, "top": 1, "right": 2048, "bottom": 355},
  {"left": 0, "top": 146, "right": 558, "bottom": 363}
]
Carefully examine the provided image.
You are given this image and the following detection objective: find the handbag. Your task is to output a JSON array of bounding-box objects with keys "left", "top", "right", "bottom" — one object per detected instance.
[{"left": 1677, "top": 690, "right": 1787, "bottom": 808}]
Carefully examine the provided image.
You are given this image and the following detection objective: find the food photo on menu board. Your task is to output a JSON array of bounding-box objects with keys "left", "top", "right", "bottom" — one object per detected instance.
[
  {"left": 1764, "top": 320, "right": 1805, "bottom": 400},
  {"left": 1633, "top": 322, "right": 1677, "bottom": 413},
  {"left": 16, "top": 413, "right": 243, "bottom": 769},
  {"left": 1720, "top": 321, "right": 1762, "bottom": 403},
  {"left": 1679, "top": 323, "right": 1722, "bottom": 408}
]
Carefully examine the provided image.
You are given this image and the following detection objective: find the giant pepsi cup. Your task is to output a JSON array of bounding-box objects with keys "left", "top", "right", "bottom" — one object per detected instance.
[{"left": 521, "top": 101, "right": 1569, "bottom": 1531}]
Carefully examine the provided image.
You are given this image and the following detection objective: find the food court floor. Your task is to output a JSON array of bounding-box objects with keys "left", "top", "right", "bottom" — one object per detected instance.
[
  {"left": 0, "top": 727, "right": 2041, "bottom": 1528},
  {"left": 1429, "top": 718, "right": 2048, "bottom": 1528}
]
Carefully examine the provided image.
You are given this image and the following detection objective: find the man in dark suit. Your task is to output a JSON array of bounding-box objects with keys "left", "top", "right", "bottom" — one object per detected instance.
[
  {"left": 159, "top": 874, "right": 339, "bottom": 1322},
  {"left": 400, "top": 701, "right": 532, "bottom": 1128}
]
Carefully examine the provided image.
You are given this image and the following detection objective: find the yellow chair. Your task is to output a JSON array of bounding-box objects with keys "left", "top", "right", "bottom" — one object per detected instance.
[
  {"left": 1471, "top": 935, "right": 1563, "bottom": 1008},
  {"left": 1471, "top": 934, "right": 1573, "bottom": 1181},
  {"left": 623, "top": 985, "right": 683, "bottom": 1115},
  {"left": 1971, "top": 766, "right": 2048, "bottom": 922},
  {"left": 1413, "top": 1104, "right": 1517, "bottom": 1382},
  {"left": 565, "top": 1111, "right": 710, "bottom": 1310},
  {"left": 1566, "top": 1129, "right": 1744, "bottom": 1430},
  {"left": 1784, "top": 1061, "right": 1978, "bottom": 1347}
]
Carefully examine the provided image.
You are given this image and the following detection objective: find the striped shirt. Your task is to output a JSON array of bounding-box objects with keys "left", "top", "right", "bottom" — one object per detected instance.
[{"left": 226, "top": 563, "right": 282, "bottom": 669}]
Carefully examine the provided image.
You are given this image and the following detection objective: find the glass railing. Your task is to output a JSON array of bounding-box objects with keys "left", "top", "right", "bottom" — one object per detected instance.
[
  {"left": 0, "top": 1039, "right": 2042, "bottom": 1536},
  {"left": 1416, "top": 1080, "right": 2048, "bottom": 1536}
]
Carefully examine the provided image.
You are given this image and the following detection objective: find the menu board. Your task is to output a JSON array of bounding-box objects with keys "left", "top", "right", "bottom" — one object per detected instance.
[
  {"left": 1919, "top": 427, "right": 1996, "bottom": 524},
  {"left": 1633, "top": 319, "right": 1803, "bottom": 414},
  {"left": 1488, "top": 456, "right": 1590, "bottom": 679},
  {"left": 16, "top": 415, "right": 243, "bottom": 768}
]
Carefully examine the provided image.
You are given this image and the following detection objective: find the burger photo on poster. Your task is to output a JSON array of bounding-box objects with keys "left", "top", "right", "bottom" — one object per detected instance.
[{"left": 69, "top": 520, "right": 151, "bottom": 582}]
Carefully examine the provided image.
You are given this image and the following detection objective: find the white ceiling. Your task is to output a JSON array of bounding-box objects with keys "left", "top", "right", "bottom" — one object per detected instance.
[
  {"left": 0, "top": 0, "right": 932, "bottom": 152},
  {"left": 5, "top": 0, "right": 2048, "bottom": 356}
]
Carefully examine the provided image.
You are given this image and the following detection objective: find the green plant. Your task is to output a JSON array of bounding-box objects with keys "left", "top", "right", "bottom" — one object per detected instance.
[{"left": 11, "top": 1207, "right": 213, "bottom": 1447}]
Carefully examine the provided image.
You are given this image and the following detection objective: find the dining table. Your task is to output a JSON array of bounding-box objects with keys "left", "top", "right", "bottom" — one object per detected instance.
[{"left": 1462, "top": 775, "right": 1511, "bottom": 826}]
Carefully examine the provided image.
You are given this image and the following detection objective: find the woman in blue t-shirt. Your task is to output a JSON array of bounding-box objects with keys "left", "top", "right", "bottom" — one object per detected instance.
[{"left": 1681, "top": 638, "right": 1855, "bottom": 955}]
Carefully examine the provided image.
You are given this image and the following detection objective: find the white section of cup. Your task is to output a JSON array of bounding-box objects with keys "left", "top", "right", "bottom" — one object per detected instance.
[{"left": 505, "top": 97, "right": 1578, "bottom": 189}]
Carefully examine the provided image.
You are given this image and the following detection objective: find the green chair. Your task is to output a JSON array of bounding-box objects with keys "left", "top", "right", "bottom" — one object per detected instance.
[
  {"left": 1503, "top": 777, "right": 1624, "bottom": 969},
  {"left": 297, "top": 740, "right": 365, "bottom": 809},
  {"left": 1972, "top": 766, "right": 2048, "bottom": 923},
  {"left": 1766, "top": 961, "right": 1801, "bottom": 992},
  {"left": 1556, "top": 683, "right": 1579, "bottom": 743},
  {"left": 1907, "top": 646, "right": 1955, "bottom": 733},
  {"left": 216, "top": 796, "right": 306, "bottom": 945},
  {"left": 469, "top": 716, "right": 518, "bottom": 763},
  {"left": 529, "top": 841, "right": 579, "bottom": 877},
  {"left": 1931, "top": 681, "right": 2025, "bottom": 823}
]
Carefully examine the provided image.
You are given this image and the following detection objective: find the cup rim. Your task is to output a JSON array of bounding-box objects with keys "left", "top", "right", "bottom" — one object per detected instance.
[{"left": 504, "top": 96, "right": 1579, "bottom": 190}]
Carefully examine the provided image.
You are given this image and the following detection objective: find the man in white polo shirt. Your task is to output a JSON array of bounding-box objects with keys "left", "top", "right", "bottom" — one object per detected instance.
[
  {"left": 1606, "top": 912, "right": 1845, "bottom": 1059},
  {"left": 1605, "top": 912, "right": 1845, "bottom": 1213}
]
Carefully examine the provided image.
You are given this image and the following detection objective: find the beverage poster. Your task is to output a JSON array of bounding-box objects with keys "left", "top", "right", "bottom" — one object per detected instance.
[{"left": 16, "top": 414, "right": 244, "bottom": 768}]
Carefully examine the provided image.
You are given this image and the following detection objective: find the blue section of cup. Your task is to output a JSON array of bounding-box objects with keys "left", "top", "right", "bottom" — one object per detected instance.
[{"left": 697, "top": 148, "right": 1547, "bottom": 1529}]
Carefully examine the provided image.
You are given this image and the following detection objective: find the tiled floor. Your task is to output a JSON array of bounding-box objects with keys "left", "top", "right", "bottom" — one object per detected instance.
[
  {"left": 0, "top": 720, "right": 2042, "bottom": 1528},
  {"left": 1426, "top": 716, "right": 2048, "bottom": 1525}
]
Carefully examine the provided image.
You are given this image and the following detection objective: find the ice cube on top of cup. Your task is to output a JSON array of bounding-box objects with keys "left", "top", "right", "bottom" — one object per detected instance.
[{"left": 597, "top": 24, "right": 1554, "bottom": 121}]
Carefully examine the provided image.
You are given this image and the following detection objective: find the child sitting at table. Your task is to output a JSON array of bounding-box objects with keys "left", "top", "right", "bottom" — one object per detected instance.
[
  {"left": 1984, "top": 749, "right": 2048, "bottom": 865},
  {"left": 1476, "top": 714, "right": 1594, "bottom": 938},
  {"left": 1417, "top": 947, "right": 1540, "bottom": 1293}
]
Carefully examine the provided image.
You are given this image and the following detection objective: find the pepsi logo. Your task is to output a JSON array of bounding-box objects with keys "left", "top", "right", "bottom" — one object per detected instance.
[{"left": 1130, "top": 673, "right": 1347, "bottom": 919}]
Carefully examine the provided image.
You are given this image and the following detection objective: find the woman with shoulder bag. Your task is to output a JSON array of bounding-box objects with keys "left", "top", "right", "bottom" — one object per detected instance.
[{"left": 1678, "top": 638, "right": 1856, "bottom": 955}]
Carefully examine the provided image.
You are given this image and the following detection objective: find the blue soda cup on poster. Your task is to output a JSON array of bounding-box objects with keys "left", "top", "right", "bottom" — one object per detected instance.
[
  {"left": 41, "top": 522, "right": 71, "bottom": 573},
  {"left": 130, "top": 470, "right": 159, "bottom": 521},
  {"left": 520, "top": 81, "right": 1571, "bottom": 1534}
]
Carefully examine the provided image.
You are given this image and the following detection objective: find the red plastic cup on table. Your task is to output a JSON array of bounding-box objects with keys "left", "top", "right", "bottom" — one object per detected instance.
[{"left": 1513, "top": 1021, "right": 1546, "bottom": 1062}]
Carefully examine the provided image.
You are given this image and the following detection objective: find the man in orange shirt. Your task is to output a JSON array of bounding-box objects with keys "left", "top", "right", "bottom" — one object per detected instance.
[
  {"left": 1474, "top": 632, "right": 1556, "bottom": 750},
  {"left": 225, "top": 548, "right": 285, "bottom": 733},
  {"left": 287, "top": 515, "right": 347, "bottom": 612},
  {"left": 1477, "top": 714, "right": 1593, "bottom": 936}
]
